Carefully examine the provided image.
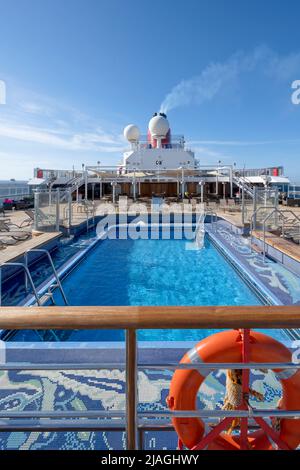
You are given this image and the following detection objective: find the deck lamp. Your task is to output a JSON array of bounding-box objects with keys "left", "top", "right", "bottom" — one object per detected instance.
[
  {"left": 198, "top": 180, "right": 205, "bottom": 203},
  {"left": 111, "top": 181, "right": 118, "bottom": 204}
]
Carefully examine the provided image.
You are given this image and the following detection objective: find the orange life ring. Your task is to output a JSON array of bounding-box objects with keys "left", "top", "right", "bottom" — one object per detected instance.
[{"left": 167, "top": 330, "right": 300, "bottom": 450}]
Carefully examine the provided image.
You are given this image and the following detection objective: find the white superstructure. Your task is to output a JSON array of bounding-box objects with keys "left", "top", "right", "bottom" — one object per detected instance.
[{"left": 122, "top": 112, "right": 196, "bottom": 171}]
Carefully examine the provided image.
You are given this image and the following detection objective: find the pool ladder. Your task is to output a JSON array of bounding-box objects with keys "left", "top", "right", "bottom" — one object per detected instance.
[
  {"left": 0, "top": 248, "right": 68, "bottom": 307},
  {"left": 24, "top": 248, "right": 68, "bottom": 306},
  {"left": 0, "top": 249, "right": 68, "bottom": 341}
]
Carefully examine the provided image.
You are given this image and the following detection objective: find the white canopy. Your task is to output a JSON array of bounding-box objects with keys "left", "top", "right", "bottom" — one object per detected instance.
[{"left": 245, "top": 176, "right": 290, "bottom": 184}]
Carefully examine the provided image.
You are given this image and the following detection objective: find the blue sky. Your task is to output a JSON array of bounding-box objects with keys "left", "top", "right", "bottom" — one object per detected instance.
[{"left": 1, "top": 0, "right": 300, "bottom": 180}]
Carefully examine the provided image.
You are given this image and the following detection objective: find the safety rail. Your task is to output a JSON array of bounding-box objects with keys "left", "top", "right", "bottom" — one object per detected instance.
[
  {"left": 232, "top": 175, "right": 254, "bottom": 198},
  {"left": 250, "top": 205, "right": 276, "bottom": 242},
  {"left": 250, "top": 207, "right": 300, "bottom": 261},
  {"left": 82, "top": 199, "right": 96, "bottom": 231},
  {"left": 261, "top": 209, "right": 300, "bottom": 262},
  {"left": 0, "top": 306, "right": 300, "bottom": 449}
]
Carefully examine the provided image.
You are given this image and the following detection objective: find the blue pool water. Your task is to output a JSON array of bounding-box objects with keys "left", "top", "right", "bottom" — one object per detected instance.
[
  {"left": 11, "top": 233, "right": 272, "bottom": 342},
  {"left": 59, "top": 236, "right": 260, "bottom": 307}
]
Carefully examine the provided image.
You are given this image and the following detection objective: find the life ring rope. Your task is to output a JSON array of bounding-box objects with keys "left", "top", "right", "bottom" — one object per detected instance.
[{"left": 222, "top": 368, "right": 264, "bottom": 434}]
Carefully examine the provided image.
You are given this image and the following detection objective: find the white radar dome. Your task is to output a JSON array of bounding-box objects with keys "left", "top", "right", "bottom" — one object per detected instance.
[
  {"left": 148, "top": 114, "right": 169, "bottom": 137},
  {"left": 123, "top": 124, "right": 140, "bottom": 142}
]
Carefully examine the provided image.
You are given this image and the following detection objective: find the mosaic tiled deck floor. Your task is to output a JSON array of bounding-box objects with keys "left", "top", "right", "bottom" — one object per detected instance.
[
  {"left": 0, "top": 365, "right": 282, "bottom": 449},
  {"left": 207, "top": 220, "right": 300, "bottom": 305}
]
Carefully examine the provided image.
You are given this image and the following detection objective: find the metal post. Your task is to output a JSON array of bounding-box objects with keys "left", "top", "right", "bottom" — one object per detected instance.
[
  {"left": 49, "top": 184, "right": 52, "bottom": 205},
  {"left": 198, "top": 180, "right": 204, "bottom": 204},
  {"left": 85, "top": 169, "right": 88, "bottom": 200},
  {"left": 76, "top": 186, "right": 79, "bottom": 203},
  {"left": 222, "top": 182, "right": 226, "bottom": 200},
  {"left": 92, "top": 183, "right": 95, "bottom": 202},
  {"left": 181, "top": 167, "right": 185, "bottom": 200},
  {"left": 56, "top": 189, "right": 60, "bottom": 232},
  {"left": 24, "top": 252, "right": 28, "bottom": 293},
  {"left": 229, "top": 166, "right": 233, "bottom": 198},
  {"left": 133, "top": 171, "right": 136, "bottom": 201},
  {"left": 241, "top": 183, "right": 245, "bottom": 226},
  {"left": 68, "top": 190, "right": 72, "bottom": 232},
  {"left": 126, "top": 329, "right": 137, "bottom": 450},
  {"left": 240, "top": 328, "right": 250, "bottom": 450},
  {"left": 100, "top": 179, "right": 103, "bottom": 199},
  {"left": 34, "top": 191, "right": 39, "bottom": 231},
  {"left": 263, "top": 221, "right": 266, "bottom": 263},
  {"left": 253, "top": 186, "right": 257, "bottom": 230},
  {"left": 112, "top": 183, "right": 116, "bottom": 204}
]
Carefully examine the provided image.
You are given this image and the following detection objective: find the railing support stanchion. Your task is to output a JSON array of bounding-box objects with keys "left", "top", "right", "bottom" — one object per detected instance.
[
  {"left": 240, "top": 328, "right": 250, "bottom": 450},
  {"left": 56, "top": 188, "right": 60, "bottom": 232},
  {"left": 126, "top": 328, "right": 138, "bottom": 450}
]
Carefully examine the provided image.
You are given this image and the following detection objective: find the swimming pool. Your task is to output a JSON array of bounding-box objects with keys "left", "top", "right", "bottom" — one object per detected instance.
[{"left": 10, "top": 229, "right": 286, "bottom": 343}]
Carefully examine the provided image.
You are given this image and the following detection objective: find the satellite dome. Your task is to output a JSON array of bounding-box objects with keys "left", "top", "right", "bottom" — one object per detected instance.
[
  {"left": 123, "top": 124, "right": 140, "bottom": 142},
  {"left": 148, "top": 113, "right": 169, "bottom": 137}
]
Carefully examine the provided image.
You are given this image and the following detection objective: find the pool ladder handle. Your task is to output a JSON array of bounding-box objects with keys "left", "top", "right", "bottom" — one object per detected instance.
[
  {"left": 24, "top": 248, "right": 68, "bottom": 306},
  {"left": 0, "top": 262, "right": 42, "bottom": 307}
]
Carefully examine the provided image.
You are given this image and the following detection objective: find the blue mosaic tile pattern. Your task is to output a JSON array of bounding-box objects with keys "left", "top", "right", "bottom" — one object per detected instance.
[
  {"left": 0, "top": 366, "right": 283, "bottom": 449},
  {"left": 207, "top": 220, "right": 300, "bottom": 305}
]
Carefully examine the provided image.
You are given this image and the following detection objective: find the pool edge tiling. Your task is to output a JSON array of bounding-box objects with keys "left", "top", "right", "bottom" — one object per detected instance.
[{"left": 207, "top": 219, "right": 300, "bottom": 306}]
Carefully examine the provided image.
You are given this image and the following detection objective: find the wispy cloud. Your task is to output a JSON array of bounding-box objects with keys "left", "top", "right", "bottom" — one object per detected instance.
[
  {"left": 0, "top": 120, "right": 125, "bottom": 151},
  {"left": 159, "top": 46, "right": 300, "bottom": 113},
  {"left": 0, "top": 82, "right": 126, "bottom": 155},
  {"left": 19, "top": 101, "right": 54, "bottom": 117},
  {"left": 189, "top": 145, "right": 231, "bottom": 162}
]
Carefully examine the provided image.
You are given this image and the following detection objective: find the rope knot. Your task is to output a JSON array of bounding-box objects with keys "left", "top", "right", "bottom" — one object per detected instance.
[{"left": 222, "top": 369, "right": 264, "bottom": 434}]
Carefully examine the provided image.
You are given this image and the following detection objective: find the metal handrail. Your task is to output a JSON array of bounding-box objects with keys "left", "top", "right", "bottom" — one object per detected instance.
[
  {"left": 232, "top": 175, "right": 254, "bottom": 198},
  {"left": 250, "top": 205, "right": 276, "bottom": 237},
  {"left": 25, "top": 249, "right": 68, "bottom": 305},
  {"left": 259, "top": 208, "right": 300, "bottom": 262},
  {"left": 262, "top": 209, "right": 284, "bottom": 262},
  {"left": 0, "top": 361, "right": 298, "bottom": 371},
  {"left": 0, "top": 409, "right": 299, "bottom": 419},
  {"left": 0, "top": 263, "right": 41, "bottom": 306},
  {"left": 82, "top": 199, "right": 96, "bottom": 231},
  {"left": 0, "top": 306, "right": 300, "bottom": 449}
]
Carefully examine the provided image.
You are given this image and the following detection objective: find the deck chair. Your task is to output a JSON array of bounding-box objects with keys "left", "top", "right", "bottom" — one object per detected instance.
[
  {"left": 218, "top": 199, "right": 227, "bottom": 211},
  {"left": 0, "top": 237, "right": 18, "bottom": 247},
  {"left": 226, "top": 198, "right": 241, "bottom": 212},
  {"left": 20, "top": 209, "right": 35, "bottom": 227},
  {"left": 0, "top": 220, "right": 31, "bottom": 240},
  {"left": 207, "top": 201, "right": 217, "bottom": 211},
  {"left": 0, "top": 230, "right": 31, "bottom": 241}
]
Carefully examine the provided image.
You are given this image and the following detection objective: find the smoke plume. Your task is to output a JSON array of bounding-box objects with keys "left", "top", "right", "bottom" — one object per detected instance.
[{"left": 159, "top": 46, "right": 300, "bottom": 114}]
